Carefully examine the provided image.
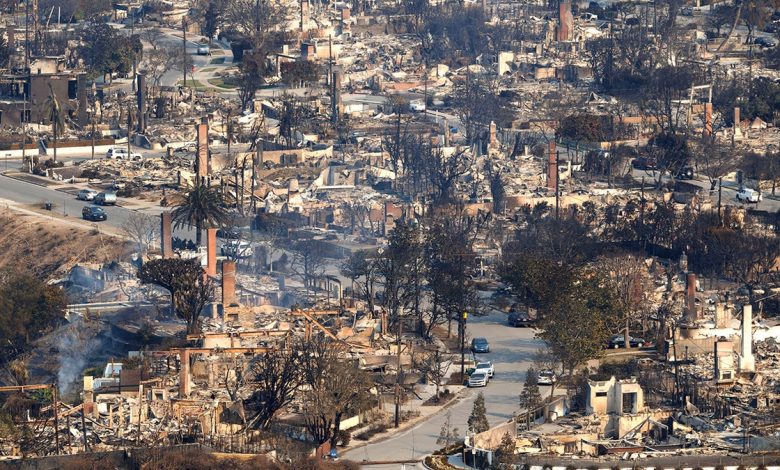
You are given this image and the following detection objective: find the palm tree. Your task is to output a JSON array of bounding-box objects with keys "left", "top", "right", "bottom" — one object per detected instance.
[
  {"left": 171, "top": 183, "right": 231, "bottom": 245},
  {"left": 45, "top": 83, "right": 64, "bottom": 162}
]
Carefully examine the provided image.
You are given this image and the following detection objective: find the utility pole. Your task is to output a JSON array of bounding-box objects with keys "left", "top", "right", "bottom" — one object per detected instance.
[
  {"left": 182, "top": 17, "right": 187, "bottom": 87},
  {"left": 717, "top": 177, "right": 723, "bottom": 226},
  {"left": 394, "top": 306, "right": 403, "bottom": 428},
  {"left": 639, "top": 176, "right": 645, "bottom": 247},
  {"left": 459, "top": 311, "right": 468, "bottom": 378},
  {"left": 127, "top": 104, "right": 132, "bottom": 158},
  {"left": 81, "top": 408, "right": 89, "bottom": 452},
  {"left": 52, "top": 384, "right": 60, "bottom": 454},
  {"left": 555, "top": 150, "right": 560, "bottom": 219},
  {"left": 131, "top": 7, "right": 136, "bottom": 92},
  {"left": 91, "top": 112, "right": 96, "bottom": 160},
  {"left": 24, "top": 0, "right": 29, "bottom": 70},
  {"left": 21, "top": 93, "right": 26, "bottom": 164}
]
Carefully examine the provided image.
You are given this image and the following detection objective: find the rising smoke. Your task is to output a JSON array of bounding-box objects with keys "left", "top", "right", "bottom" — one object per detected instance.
[{"left": 56, "top": 319, "right": 102, "bottom": 396}]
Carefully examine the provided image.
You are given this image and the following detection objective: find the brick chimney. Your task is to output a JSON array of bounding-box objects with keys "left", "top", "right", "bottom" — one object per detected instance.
[
  {"left": 196, "top": 117, "right": 209, "bottom": 182},
  {"left": 222, "top": 260, "right": 236, "bottom": 306},
  {"left": 206, "top": 228, "right": 217, "bottom": 276},
  {"left": 547, "top": 141, "right": 557, "bottom": 190},
  {"left": 704, "top": 102, "right": 713, "bottom": 137},
  {"left": 161, "top": 212, "right": 173, "bottom": 258}
]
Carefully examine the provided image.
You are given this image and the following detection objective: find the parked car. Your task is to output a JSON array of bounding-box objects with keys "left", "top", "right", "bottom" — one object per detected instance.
[
  {"left": 754, "top": 36, "right": 778, "bottom": 48},
  {"left": 676, "top": 166, "right": 694, "bottom": 180},
  {"left": 607, "top": 334, "right": 647, "bottom": 349},
  {"left": 221, "top": 240, "right": 252, "bottom": 258},
  {"left": 537, "top": 370, "right": 557, "bottom": 386},
  {"left": 475, "top": 361, "right": 494, "bottom": 378},
  {"left": 468, "top": 372, "right": 488, "bottom": 388},
  {"left": 217, "top": 227, "right": 242, "bottom": 239},
  {"left": 82, "top": 206, "right": 107, "bottom": 221},
  {"left": 197, "top": 43, "right": 210, "bottom": 55},
  {"left": 508, "top": 311, "right": 534, "bottom": 327},
  {"left": 77, "top": 189, "right": 98, "bottom": 201},
  {"left": 736, "top": 187, "right": 761, "bottom": 203},
  {"left": 105, "top": 147, "right": 128, "bottom": 159},
  {"left": 631, "top": 157, "right": 658, "bottom": 170},
  {"left": 106, "top": 146, "right": 142, "bottom": 160},
  {"left": 471, "top": 337, "right": 490, "bottom": 353},
  {"left": 95, "top": 192, "right": 117, "bottom": 206}
]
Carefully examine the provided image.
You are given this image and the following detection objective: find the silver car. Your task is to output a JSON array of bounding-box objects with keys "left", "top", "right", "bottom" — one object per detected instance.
[
  {"left": 77, "top": 189, "right": 98, "bottom": 201},
  {"left": 468, "top": 372, "right": 488, "bottom": 388},
  {"left": 537, "top": 370, "right": 557, "bottom": 386}
]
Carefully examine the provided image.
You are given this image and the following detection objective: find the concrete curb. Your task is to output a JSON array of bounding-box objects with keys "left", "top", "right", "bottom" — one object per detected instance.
[{"left": 343, "top": 390, "right": 467, "bottom": 455}]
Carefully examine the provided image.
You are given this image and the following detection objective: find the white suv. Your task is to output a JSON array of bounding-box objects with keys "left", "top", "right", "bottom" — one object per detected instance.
[
  {"left": 105, "top": 147, "right": 128, "bottom": 159},
  {"left": 737, "top": 188, "right": 761, "bottom": 203}
]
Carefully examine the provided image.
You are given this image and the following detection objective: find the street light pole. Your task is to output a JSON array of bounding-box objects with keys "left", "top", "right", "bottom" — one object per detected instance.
[{"left": 460, "top": 311, "right": 468, "bottom": 378}]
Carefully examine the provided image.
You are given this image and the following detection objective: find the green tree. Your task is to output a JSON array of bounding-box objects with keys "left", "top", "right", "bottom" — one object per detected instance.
[
  {"left": 493, "top": 431, "right": 516, "bottom": 468},
  {"left": 137, "top": 258, "right": 215, "bottom": 334},
  {"left": 45, "top": 84, "right": 64, "bottom": 162},
  {"left": 536, "top": 272, "right": 620, "bottom": 376},
  {"left": 467, "top": 392, "right": 489, "bottom": 433},
  {"left": 518, "top": 367, "right": 542, "bottom": 413},
  {"left": 79, "top": 23, "right": 134, "bottom": 81},
  {"left": 280, "top": 61, "right": 321, "bottom": 87},
  {"left": 171, "top": 183, "right": 231, "bottom": 246},
  {"left": 0, "top": 271, "right": 66, "bottom": 363}
]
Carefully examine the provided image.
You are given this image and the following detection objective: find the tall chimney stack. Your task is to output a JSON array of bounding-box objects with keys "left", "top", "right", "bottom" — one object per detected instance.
[
  {"left": 136, "top": 73, "right": 146, "bottom": 133},
  {"left": 196, "top": 117, "right": 209, "bottom": 183},
  {"left": 206, "top": 228, "right": 217, "bottom": 275},
  {"left": 739, "top": 304, "right": 755, "bottom": 372},
  {"left": 547, "top": 141, "right": 557, "bottom": 190},
  {"left": 222, "top": 260, "right": 236, "bottom": 307},
  {"left": 161, "top": 212, "right": 173, "bottom": 258},
  {"left": 686, "top": 272, "right": 696, "bottom": 321}
]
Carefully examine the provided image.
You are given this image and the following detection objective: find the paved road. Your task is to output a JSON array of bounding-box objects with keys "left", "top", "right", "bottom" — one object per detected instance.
[
  {"left": 0, "top": 174, "right": 195, "bottom": 239},
  {"left": 629, "top": 168, "right": 780, "bottom": 213},
  {"left": 344, "top": 310, "right": 542, "bottom": 469}
]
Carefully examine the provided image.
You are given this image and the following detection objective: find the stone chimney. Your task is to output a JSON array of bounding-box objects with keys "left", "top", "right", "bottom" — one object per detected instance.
[
  {"left": 686, "top": 272, "right": 696, "bottom": 321},
  {"left": 704, "top": 102, "right": 713, "bottom": 137},
  {"left": 489, "top": 121, "right": 497, "bottom": 149},
  {"left": 739, "top": 304, "right": 755, "bottom": 372},
  {"left": 714, "top": 302, "right": 730, "bottom": 328},
  {"left": 679, "top": 251, "right": 688, "bottom": 272},
  {"left": 161, "top": 212, "right": 173, "bottom": 258}
]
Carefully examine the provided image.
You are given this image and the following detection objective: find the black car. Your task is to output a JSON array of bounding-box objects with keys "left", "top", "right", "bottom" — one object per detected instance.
[
  {"left": 471, "top": 337, "right": 490, "bottom": 353},
  {"left": 508, "top": 311, "right": 534, "bottom": 327},
  {"left": 607, "top": 334, "right": 647, "bottom": 349},
  {"left": 631, "top": 157, "right": 658, "bottom": 170},
  {"left": 676, "top": 166, "right": 694, "bottom": 180},
  {"left": 82, "top": 206, "right": 107, "bottom": 221}
]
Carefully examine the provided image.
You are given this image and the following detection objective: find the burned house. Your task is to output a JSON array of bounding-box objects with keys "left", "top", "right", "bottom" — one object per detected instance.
[{"left": 0, "top": 59, "right": 87, "bottom": 128}]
